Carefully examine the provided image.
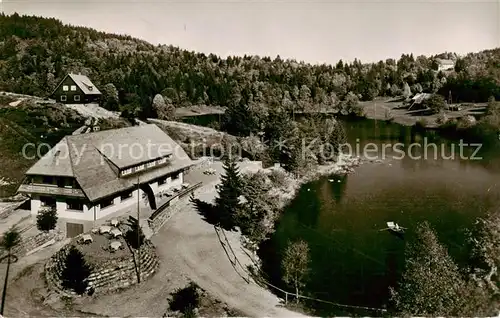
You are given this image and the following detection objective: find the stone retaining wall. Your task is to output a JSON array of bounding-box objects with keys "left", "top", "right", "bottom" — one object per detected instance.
[
  {"left": 45, "top": 241, "right": 159, "bottom": 297},
  {"left": 1, "top": 230, "right": 61, "bottom": 258},
  {"left": 148, "top": 194, "right": 192, "bottom": 233}
]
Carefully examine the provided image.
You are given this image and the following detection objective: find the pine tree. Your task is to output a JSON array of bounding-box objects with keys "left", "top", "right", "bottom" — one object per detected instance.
[
  {"left": 214, "top": 156, "right": 243, "bottom": 230},
  {"left": 61, "top": 246, "right": 92, "bottom": 295}
]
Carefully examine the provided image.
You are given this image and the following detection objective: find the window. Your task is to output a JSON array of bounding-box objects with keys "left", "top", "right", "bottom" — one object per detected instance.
[
  {"left": 60, "top": 95, "right": 67, "bottom": 102},
  {"left": 74, "top": 95, "right": 80, "bottom": 102},
  {"left": 100, "top": 198, "right": 114, "bottom": 209},
  {"left": 63, "top": 85, "right": 69, "bottom": 91},
  {"left": 42, "top": 176, "right": 53, "bottom": 184},
  {"left": 171, "top": 172, "right": 180, "bottom": 180},
  {"left": 121, "top": 191, "right": 133, "bottom": 201},
  {"left": 40, "top": 196, "right": 56, "bottom": 207},
  {"left": 57, "top": 178, "right": 65, "bottom": 188},
  {"left": 67, "top": 199, "right": 83, "bottom": 211},
  {"left": 70, "top": 85, "right": 77, "bottom": 91},
  {"left": 157, "top": 157, "right": 167, "bottom": 165},
  {"left": 135, "top": 164, "right": 144, "bottom": 172},
  {"left": 145, "top": 161, "right": 154, "bottom": 169},
  {"left": 158, "top": 177, "right": 167, "bottom": 185},
  {"left": 121, "top": 168, "right": 132, "bottom": 176}
]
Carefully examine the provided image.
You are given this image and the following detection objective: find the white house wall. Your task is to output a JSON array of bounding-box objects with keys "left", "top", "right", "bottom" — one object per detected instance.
[
  {"left": 29, "top": 171, "right": 184, "bottom": 222},
  {"left": 96, "top": 188, "right": 141, "bottom": 219}
]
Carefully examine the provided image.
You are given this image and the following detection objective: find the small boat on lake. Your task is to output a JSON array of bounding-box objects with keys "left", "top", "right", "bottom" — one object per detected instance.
[{"left": 386, "top": 221, "right": 406, "bottom": 234}]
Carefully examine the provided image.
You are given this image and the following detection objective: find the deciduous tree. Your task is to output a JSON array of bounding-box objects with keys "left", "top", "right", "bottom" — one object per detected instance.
[
  {"left": 282, "top": 239, "right": 310, "bottom": 303},
  {"left": 390, "top": 222, "right": 485, "bottom": 316}
]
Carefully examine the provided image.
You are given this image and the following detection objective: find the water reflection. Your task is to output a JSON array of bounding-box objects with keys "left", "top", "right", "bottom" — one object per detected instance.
[{"left": 260, "top": 117, "right": 500, "bottom": 316}]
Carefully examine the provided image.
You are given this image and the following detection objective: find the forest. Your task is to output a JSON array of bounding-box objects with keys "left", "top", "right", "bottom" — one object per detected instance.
[{"left": 0, "top": 13, "right": 499, "bottom": 122}]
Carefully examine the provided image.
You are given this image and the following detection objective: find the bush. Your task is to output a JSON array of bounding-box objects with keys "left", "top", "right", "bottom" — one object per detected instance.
[
  {"left": 169, "top": 282, "right": 200, "bottom": 317},
  {"left": 415, "top": 118, "right": 429, "bottom": 129},
  {"left": 268, "top": 169, "right": 287, "bottom": 188},
  {"left": 36, "top": 207, "right": 57, "bottom": 232},
  {"left": 423, "top": 94, "right": 447, "bottom": 114}
]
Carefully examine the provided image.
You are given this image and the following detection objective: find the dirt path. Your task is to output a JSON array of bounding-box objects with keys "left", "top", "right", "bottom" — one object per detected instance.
[
  {"left": 0, "top": 161, "right": 305, "bottom": 317},
  {"left": 155, "top": 182, "right": 303, "bottom": 317},
  {"left": 73, "top": 162, "right": 304, "bottom": 317}
]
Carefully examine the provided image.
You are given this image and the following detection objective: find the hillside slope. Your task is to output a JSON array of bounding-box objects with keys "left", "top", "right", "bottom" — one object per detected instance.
[{"left": 0, "top": 13, "right": 498, "bottom": 119}]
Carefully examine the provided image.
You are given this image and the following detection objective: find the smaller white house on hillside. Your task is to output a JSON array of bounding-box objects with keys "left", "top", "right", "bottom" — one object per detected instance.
[
  {"left": 435, "top": 58, "right": 455, "bottom": 72},
  {"left": 17, "top": 124, "right": 194, "bottom": 237}
]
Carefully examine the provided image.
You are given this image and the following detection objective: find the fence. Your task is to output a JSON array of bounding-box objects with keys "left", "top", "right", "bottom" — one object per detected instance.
[{"left": 213, "top": 225, "right": 387, "bottom": 315}]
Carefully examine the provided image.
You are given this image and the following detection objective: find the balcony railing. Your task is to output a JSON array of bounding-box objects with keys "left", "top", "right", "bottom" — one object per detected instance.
[{"left": 18, "top": 184, "right": 86, "bottom": 198}]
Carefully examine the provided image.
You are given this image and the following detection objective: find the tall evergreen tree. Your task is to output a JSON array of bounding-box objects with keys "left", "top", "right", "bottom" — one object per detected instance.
[
  {"left": 214, "top": 155, "right": 243, "bottom": 230},
  {"left": 61, "top": 246, "right": 92, "bottom": 295}
]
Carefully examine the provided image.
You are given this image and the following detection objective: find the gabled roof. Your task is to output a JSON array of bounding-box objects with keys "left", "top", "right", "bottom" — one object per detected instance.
[
  {"left": 51, "top": 73, "right": 102, "bottom": 96},
  {"left": 68, "top": 73, "right": 102, "bottom": 95},
  {"left": 23, "top": 124, "right": 193, "bottom": 202}
]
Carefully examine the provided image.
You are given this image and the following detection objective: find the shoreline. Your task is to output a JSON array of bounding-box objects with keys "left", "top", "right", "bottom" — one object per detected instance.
[
  {"left": 236, "top": 154, "right": 363, "bottom": 314},
  {"left": 269, "top": 154, "right": 362, "bottom": 212},
  {"left": 240, "top": 153, "right": 363, "bottom": 260}
]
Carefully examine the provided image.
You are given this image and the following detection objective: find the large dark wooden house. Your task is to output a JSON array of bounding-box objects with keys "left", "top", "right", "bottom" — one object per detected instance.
[{"left": 51, "top": 73, "right": 102, "bottom": 104}]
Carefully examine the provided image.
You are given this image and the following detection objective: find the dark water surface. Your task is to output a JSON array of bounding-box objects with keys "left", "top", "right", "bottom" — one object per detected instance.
[{"left": 258, "top": 118, "right": 500, "bottom": 315}]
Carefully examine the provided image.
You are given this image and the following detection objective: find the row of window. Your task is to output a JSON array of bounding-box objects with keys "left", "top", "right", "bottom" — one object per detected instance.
[
  {"left": 40, "top": 196, "right": 83, "bottom": 211},
  {"left": 121, "top": 156, "right": 169, "bottom": 176},
  {"left": 158, "top": 172, "right": 180, "bottom": 185},
  {"left": 41, "top": 173, "right": 180, "bottom": 212},
  {"left": 63, "top": 85, "right": 77, "bottom": 91},
  {"left": 60, "top": 95, "right": 80, "bottom": 102},
  {"left": 99, "top": 190, "right": 134, "bottom": 209},
  {"left": 38, "top": 176, "right": 77, "bottom": 188}
]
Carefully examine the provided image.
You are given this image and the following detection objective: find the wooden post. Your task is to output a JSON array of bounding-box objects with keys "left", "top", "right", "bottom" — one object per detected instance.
[{"left": 285, "top": 292, "right": 288, "bottom": 305}]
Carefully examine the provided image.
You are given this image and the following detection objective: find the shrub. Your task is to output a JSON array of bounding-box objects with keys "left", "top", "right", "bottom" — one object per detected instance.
[
  {"left": 423, "top": 94, "right": 447, "bottom": 114},
  {"left": 268, "top": 169, "right": 287, "bottom": 188},
  {"left": 169, "top": 282, "right": 200, "bottom": 317},
  {"left": 36, "top": 207, "right": 57, "bottom": 232},
  {"left": 436, "top": 112, "right": 449, "bottom": 125},
  {"left": 415, "top": 118, "right": 428, "bottom": 129}
]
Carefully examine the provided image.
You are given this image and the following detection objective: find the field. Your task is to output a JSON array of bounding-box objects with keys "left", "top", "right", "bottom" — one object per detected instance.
[{"left": 360, "top": 97, "right": 487, "bottom": 127}]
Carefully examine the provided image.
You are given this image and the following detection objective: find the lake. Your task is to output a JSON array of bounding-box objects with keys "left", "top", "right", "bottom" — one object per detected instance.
[{"left": 258, "top": 117, "right": 500, "bottom": 316}]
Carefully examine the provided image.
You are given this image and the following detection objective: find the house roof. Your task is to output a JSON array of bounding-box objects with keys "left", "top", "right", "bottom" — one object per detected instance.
[
  {"left": 23, "top": 124, "right": 193, "bottom": 202},
  {"left": 411, "top": 93, "right": 432, "bottom": 104},
  {"left": 436, "top": 58, "right": 455, "bottom": 65},
  {"left": 51, "top": 73, "right": 102, "bottom": 97},
  {"left": 68, "top": 73, "right": 102, "bottom": 95}
]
